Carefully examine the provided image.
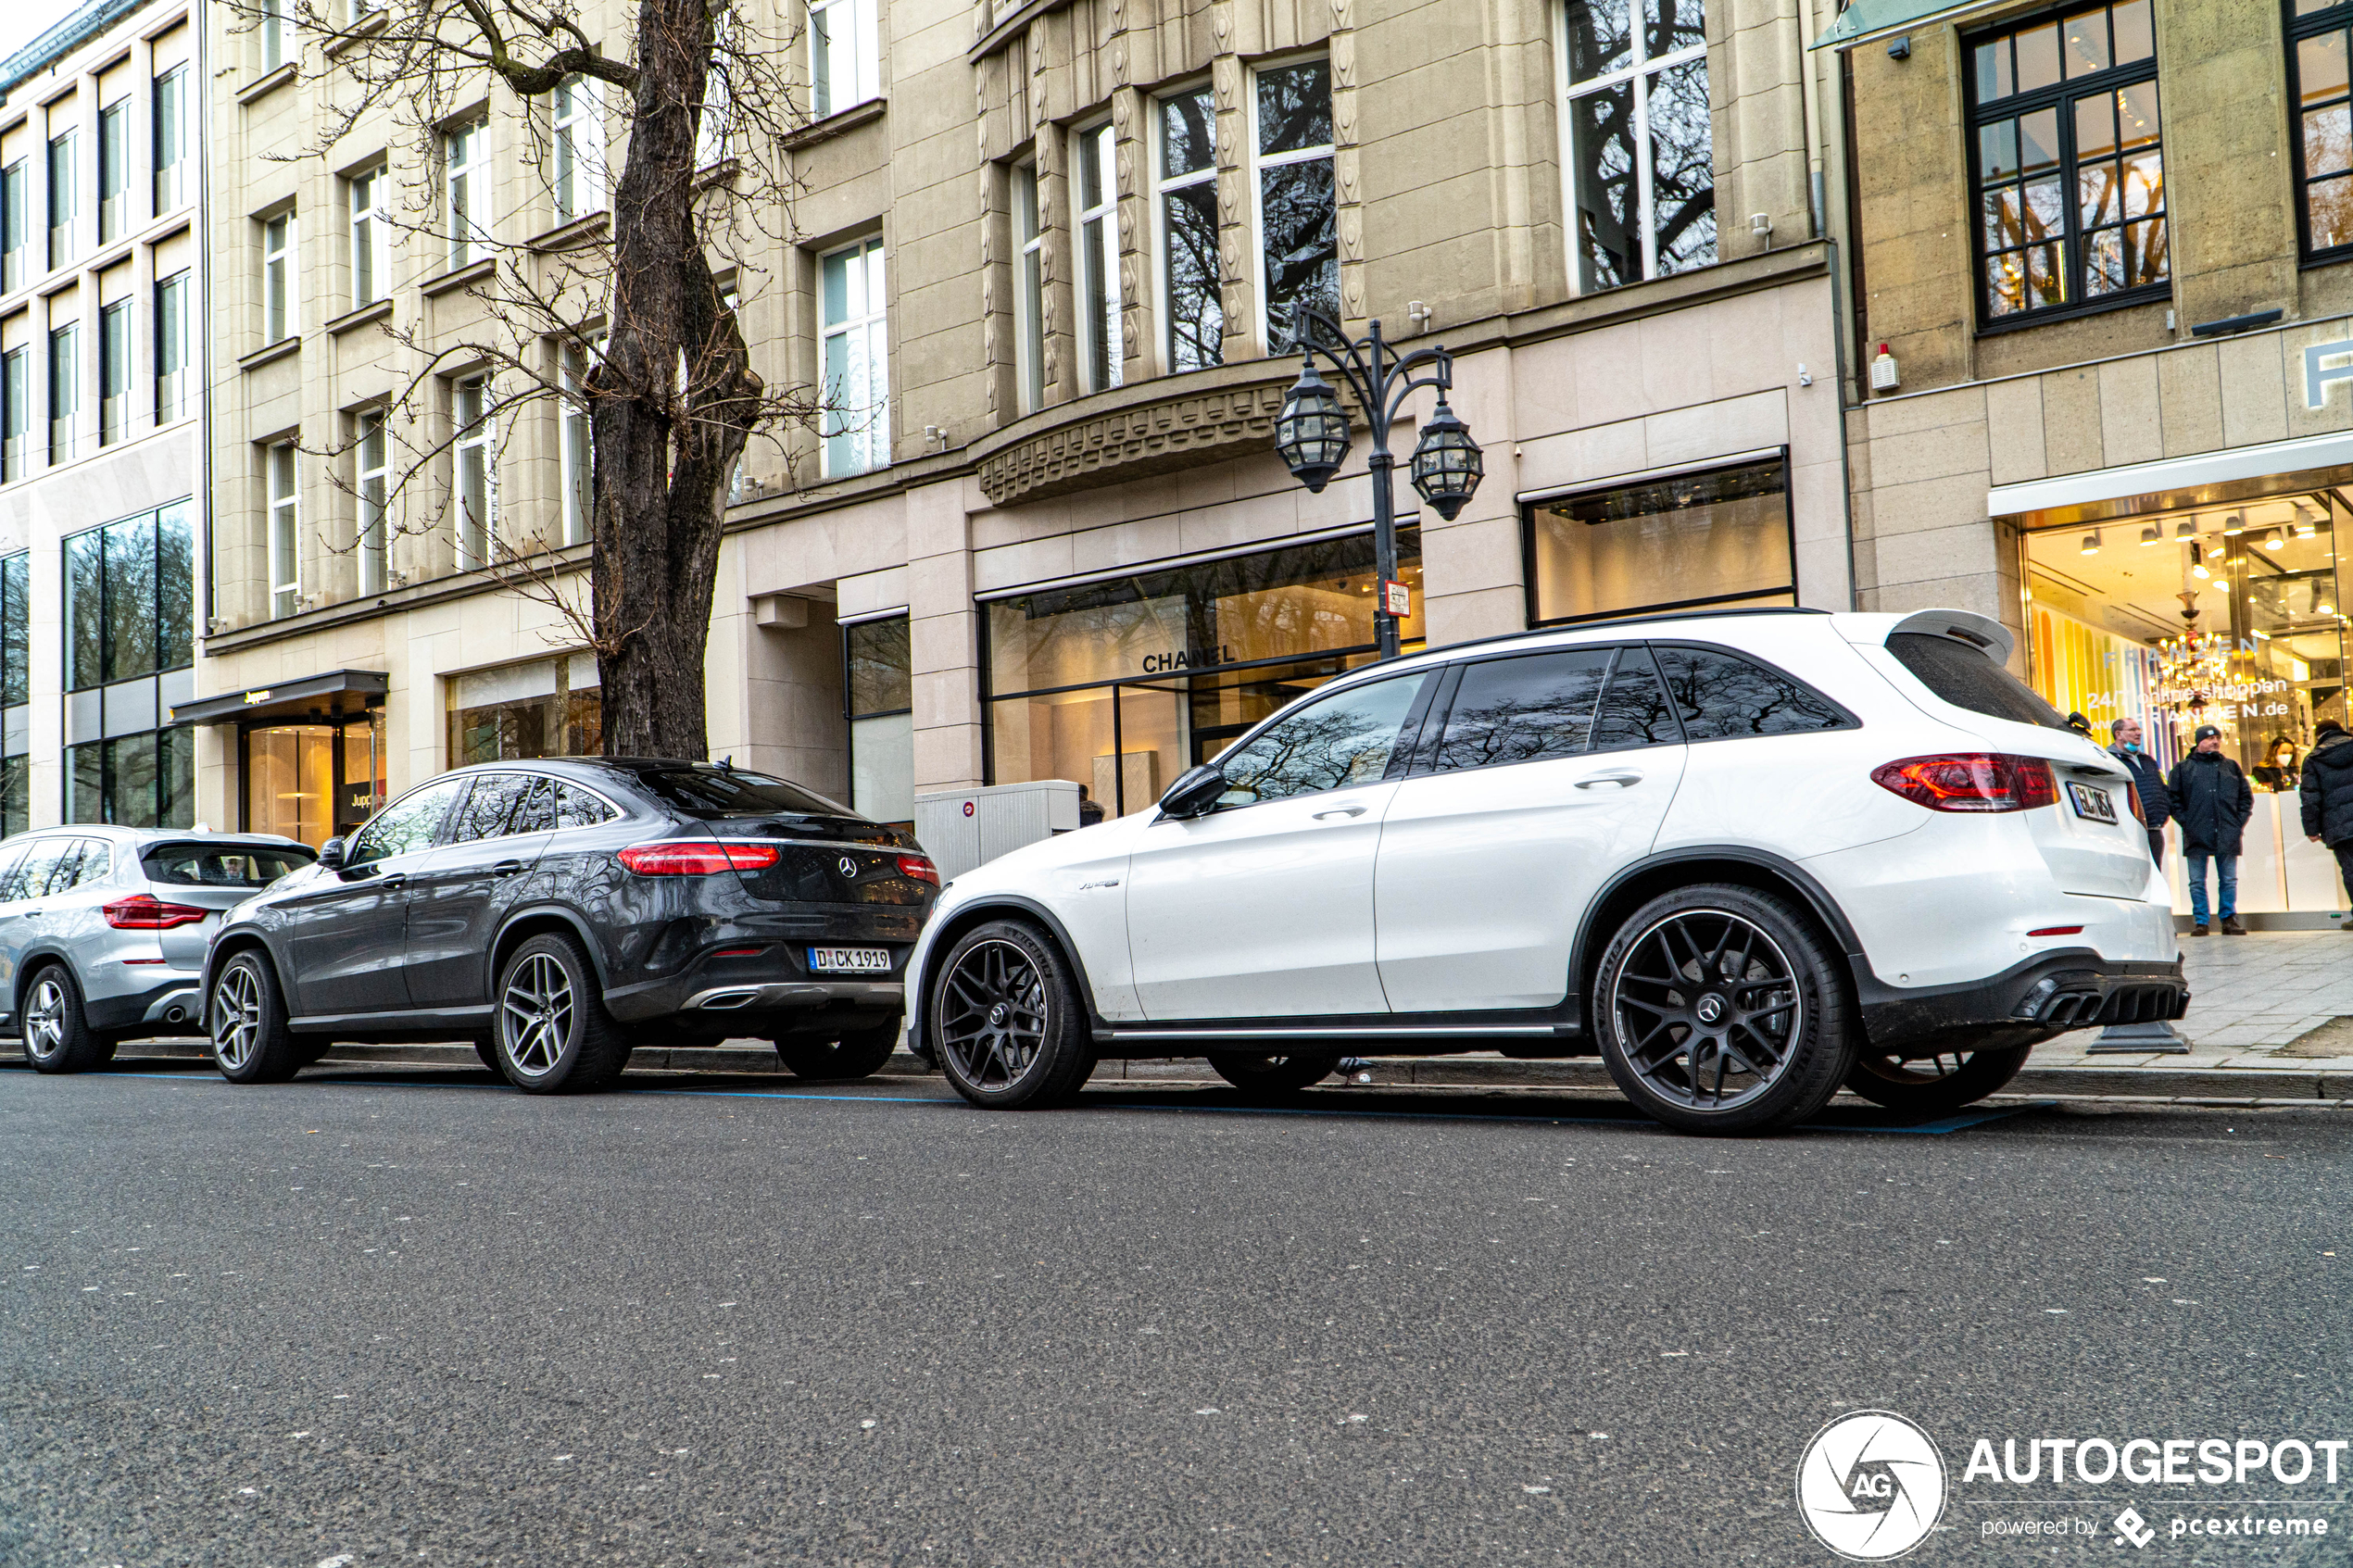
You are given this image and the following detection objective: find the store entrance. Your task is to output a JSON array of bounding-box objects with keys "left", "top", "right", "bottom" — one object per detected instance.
[{"left": 243, "top": 712, "right": 386, "bottom": 848}]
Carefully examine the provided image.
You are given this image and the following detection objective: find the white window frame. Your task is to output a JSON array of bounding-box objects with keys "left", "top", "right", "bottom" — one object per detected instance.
[
  {"left": 818, "top": 235, "right": 888, "bottom": 479},
  {"left": 1013, "top": 158, "right": 1045, "bottom": 413},
  {"left": 453, "top": 373, "right": 495, "bottom": 569},
  {"left": 1072, "top": 120, "right": 1122, "bottom": 395},
  {"left": 263, "top": 211, "right": 296, "bottom": 342},
  {"left": 551, "top": 76, "right": 605, "bottom": 223},
  {"left": 1245, "top": 56, "right": 1337, "bottom": 356},
  {"left": 560, "top": 341, "right": 597, "bottom": 546},
  {"left": 261, "top": 0, "right": 288, "bottom": 71},
  {"left": 446, "top": 119, "right": 488, "bottom": 270},
  {"left": 1552, "top": 0, "right": 1711, "bottom": 292},
  {"left": 810, "top": 0, "right": 880, "bottom": 120},
  {"left": 1151, "top": 82, "right": 1221, "bottom": 376},
  {"left": 154, "top": 270, "right": 190, "bottom": 424},
  {"left": 357, "top": 409, "right": 388, "bottom": 596},
  {"left": 350, "top": 167, "right": 387, "bottom": 308},
  {"left": 267, "top": 440, "right": 299, "bottom": 618}
]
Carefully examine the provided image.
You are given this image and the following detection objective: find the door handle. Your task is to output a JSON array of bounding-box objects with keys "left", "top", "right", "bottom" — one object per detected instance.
[
  {"left": 1311, "top": 805, "right": 1368, "bottom": 820},
  {"left": 1575, "top": 771, "right": 1643, "bottom": 789},
  {"left": 492, "top": 859, "right": 525, "bottom": 877},
  {"left": 379, "top": 873, "right": 409, "bottom": 891}
]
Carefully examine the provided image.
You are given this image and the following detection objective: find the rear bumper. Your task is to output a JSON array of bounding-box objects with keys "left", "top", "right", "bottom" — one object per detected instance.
[
  {"left": 85, "top": 975, "right": 207, "bottom": 1035},
  {"left": 1857, "top": 949, "right": 2189, "bottom": 1053}
]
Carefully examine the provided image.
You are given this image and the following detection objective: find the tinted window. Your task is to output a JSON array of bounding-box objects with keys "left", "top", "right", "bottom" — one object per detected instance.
[
  {"left": 1216, "top": 673, "right": 1428, "bottom": 807},
  {"left": 348, "top": 778, "right": 466, "bottom": 866},
  {"left": 1592, "top": 647, "right": 1682, "bottom": 749},
  {"left": 6, "top": 838, "right": 77, "bottom": 898},
  {"left": 1885, "top": 632, "right": 2069, "bottom": 731},
  {"left": 61, "top": 839, "right": 109, "bottom": 888},
  {"left": 143, "top": 843, "right": 314, "bottom": 886},
  {"left": 509, "top": 777, "right": 557, "bottom": 834},
  {"left": 0, "top": 844, "right": 27, "bottom": 900},
  {"left": 1652, "top": 646, "right": 1851, "bottom": 740},
  {"left": 1432, "top": 650, "right": 1612, "bottom": 771},
  {"left": 626, "top": 767, "right": 840, "bottom": 820},
  {"left": 555, "top": 783, "right": 614, "bottom": 828},
  {"left": 451, "top": 772, "right": 536, "bottom": 842}
]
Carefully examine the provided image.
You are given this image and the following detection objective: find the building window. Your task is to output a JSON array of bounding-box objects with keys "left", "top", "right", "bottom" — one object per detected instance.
[
  {"left": 47, "top": 323, "right": 77, "bottom": 467},
  {"left": 1523, "top": 458, "right": 1794, "bottom": 627},
  {"left": 1, "top": 550, "right": 24, "bottom": 836},
  {"left": 551, "top": 76, "right": 602, "bottom": 223},
  {"left": 2293, "top": 0, "right": 2353, "bottom": 257},
  {"left": 97, "top": 101, "right": 127, "bottom": 246},
  {"left": 1013, "top": 160, "right": 1045, "bottom": 412},
  {"left": 1156, "top": 86, "right": 1221, "bottom": 372},
  {"left": 155, "top": 271, "right": 189, "bottom": 424},
  {"left": 1969, "top": 2, "right": 2164, "bottom": 324},
  {"left": 454, "top": 374, "right": 495, "bottom": 568},
  {"left": 266, "top": 440, "right": 299, "bottom": 617},
  {"left": 350, "top": 167, "right": 387, "bottom": 307},
  {"left": 263, "top": 211, "right": 296, "bottom": 342},
  {"left": 0, "top": 347, "right": 23, "bottom": 482},
  {"left": 261, "top": 0, "right": 288, "bottom": 71},
  {"left": 447, "top": 653, "right": 602, "bottom": 764},
  {"left": 47, "top": 130, "right": 76, "bottom": 271},
  {"left": 153, "top": 65, "right": 190, "bottom": 215},
  {"left": 844, "top": 613, "right": 912, "bottom": 827},
  {"left": 62, "top": 503, "right": 195, "bottom": 829},
  {"left": 819, "top": 235, "right": 887, "bottom": 477},
  {"left": 446, "top": 119, "right": 487, "bottom": 270},
  {"left": 1074, "top": 122, "right": 1122, "bottom": 394},
  {"left": 1251, "top": 58, "right": 1338, "bottom": 353},
  {"left": 98, "top": 300, "right": 128, "bottom": 448},
  {"left": 0, "top": 160, "right": 23, "bottom": 293},
  {"left": 560, "top": 343, "right": 593, "bottom": 546},
  {"left": 811, "top": 0, "right": 879, "bottom": 120},
  {"left": 356, "top": 408, "right": 389, "bottom": 595},
  {"left": 1560, "top": 0, "right": 1715, "bottom": 292}
]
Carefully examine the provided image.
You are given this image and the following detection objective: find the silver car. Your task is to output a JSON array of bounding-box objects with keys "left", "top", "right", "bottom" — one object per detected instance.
[{"left": 4, "top": 827, "right": 315, "bottom": 1073}]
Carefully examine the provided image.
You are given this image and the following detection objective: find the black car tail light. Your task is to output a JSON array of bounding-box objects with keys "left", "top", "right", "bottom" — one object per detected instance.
[
  {"left": 1869, "top": 753, "right": 2058, "bottom": 812},
  {"left": 102, "top": 894, "right": 209, "bottom": 930},
  {"left": 897, "top": 854, "right": 939, "bottom": 885},
  {"left": 616, "top": 840, "right": 783, "bottom": 875}
]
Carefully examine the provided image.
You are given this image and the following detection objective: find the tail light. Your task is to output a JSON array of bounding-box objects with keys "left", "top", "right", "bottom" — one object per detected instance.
[
  {"left": 897, "top": 854, "right": 939, "bottom": 885},
  {"left": 616, "top": 840, "right": 782, "bottom": 875},
  {"left": 102, "top": 894, "right": 209, "bottom": 930},
  {"left": 2124, "top": 783, "right": 2145, "bottom": 824},
  {"left": 1869, "top": 754, "right": 2059, "bottom": 812}
]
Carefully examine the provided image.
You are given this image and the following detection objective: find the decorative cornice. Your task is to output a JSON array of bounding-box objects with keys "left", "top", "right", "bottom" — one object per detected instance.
[
  {"left": 235, "top": 62, "right": 296, "bottom": 107},
  {"left": 975, "top": 373, "right": 1299, "bottom": 508},
  {"left": 778, "top": 96, "right": 887, "bottom": 152}
]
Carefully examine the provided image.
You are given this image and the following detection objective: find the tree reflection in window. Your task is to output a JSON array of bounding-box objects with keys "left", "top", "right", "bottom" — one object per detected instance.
[
  {"left": 1216, "top": 672, "right": 1427, "bottom": 806},
  {"left": 1159, "top": 88, "right": 1224, "bottom": 370},
  {"left": 1255, "top": 59, "right": 1339, "bottom": 351},
  {"left": 1592, "top": 647, "right": 1682, "bottom": 747},
  {"left": 1562, "top": 0, "right": 1715, "bottom": 292},
  {"left": 1433, "top": 650, "right": 1612, "bottom": 771},
  {"left": 1652, "top": 646, "right": 1849, "bottom": 739}
]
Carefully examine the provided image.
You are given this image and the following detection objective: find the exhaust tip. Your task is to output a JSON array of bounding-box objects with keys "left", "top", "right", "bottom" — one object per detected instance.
[
  {"left": 163, "top": 1007, "right": 186, "bottom": 1024},
  {"left": 697, "top": 989, "right": 761, "bottom": 1011}
]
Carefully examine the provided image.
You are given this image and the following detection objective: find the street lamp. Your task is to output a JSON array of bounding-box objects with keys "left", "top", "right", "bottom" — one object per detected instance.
[{"left": 1274, "top": 308, "right": 1483, "bottom": 659}]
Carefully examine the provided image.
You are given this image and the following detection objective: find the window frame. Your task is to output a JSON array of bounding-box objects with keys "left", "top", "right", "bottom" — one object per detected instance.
[
  {"left": 1012, "top": 157, "right": 1045, "bottom": 413},
  {"left": 1245, "top": 54, "right": 1338, "bottom": 357},
  {"left": 1518, "top": 455, "right": 1799, "bottom": 630},
  {"left": 96, "top": 99, "right": 127, "bottom": 246},
  {"left": 1554, "top": 0, "right": 1716, "bottom": 295},
  {"left": 1963, "top": 2, "right": 2170, "bottom": 332},
  {"left": 1072, "top": 119, "right": 1123, "bottom": 395},
  {"left": 818, "top": 233, "right": 888, "bottom": 479},
  {"left": 356, "top": 407, "right": 389, "bottom": 595},
  {"left": 349, "top": 166, "right": 388, "bottom": 308},
  {"left": 47, "top": 320, "right": 78, "bottom": 467},
  {"left": 153, "top": 65, "right": 189, "bottom": 215},
  {"left": 1152, "top": 82, "right": 1223, "bottom": 375},
  {"left": 260, "top": 0, "right": 288, "bottom": 71},
  {"left": 550, "top": 75, "right": 604, "bottom": 224},
  {"left": 2289, "top": 0, "right": 2353, "bottom": 264},
  {"left": 559, "top": 340, "right": 596, "bottom": 546},
  {"left": 63, "top": 500, "right": 195, "bottom": 693},
  {"left": 810, "top": 0, "right": 880, "bottom": 120},
  {"left": 266, "top": 439, "right": 300, "bottom": 617},
  {"left": 97, "top": 298, "right": 128, "bottom": 448},
  {"left": 47, "top": 127, "right": 76, "bottom": 272},
  {"left": 1, "top": 345, "right": 25, "bottom": 482},
  {"left": 0, "top": 159, "right": 24, "bottom": 293},
  {"left": 262, "top": 210, "right": 296, "bottom": 343},
  {"left": 445, "top": 119, "right": 488, "bottom": 270},
  {"left": 452, "top": 372, "right": 496, "bottom": 569},
  {"left": 154, "top": 270, "right": 189, "bottom": 425}
]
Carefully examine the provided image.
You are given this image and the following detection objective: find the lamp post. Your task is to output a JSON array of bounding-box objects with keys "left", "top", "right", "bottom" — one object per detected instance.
[{"left": 1272, "top": 308, "right": 1483, "bottom": 660}]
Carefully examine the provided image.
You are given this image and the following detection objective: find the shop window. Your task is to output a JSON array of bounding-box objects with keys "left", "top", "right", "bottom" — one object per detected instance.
[
  {"left": 1252, "top": 58, "right": 1337, "bottom": 352},
  {"left": 819, "top": 236, "right": 887, "bottom": 477},
  {"left": 447, "top": 653, "right": 602, "bottom": 766},
  {"left": 844, "top": 613, "right": 912, "bottom": 827},
  {"left": 1074, "top": 122, "right": 1121, "bottom": 393},
  {"left": 1, "top": 551, "right": 24, "bottom": 835},
  {"left": 1560, "top": 0, "right": 1714, "bottom": 293},
  {"left": 245, "top": 713, "right": 384, "bottom": 847},
  {"left": 1968, "top": 2, "right": 2165, "bottom": 326},
  {"left": 983, "top": 527, "right": 1423, "bottom": 818},
  {"left": 811, "top": 0, "right": 879, "bottom": 119},
  {"left": 1524, "top": 458, "right": 1794, "bottom": 627},
  {"left": 1157, "top": 86, "right": 1222, "bottom": 370}
]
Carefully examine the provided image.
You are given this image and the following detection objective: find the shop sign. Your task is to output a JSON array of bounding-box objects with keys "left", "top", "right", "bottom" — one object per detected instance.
[
  {"left": 2304, "top": 339, "right": 2353, "bottom": 408},
  {"left": 1138, "top": 645, "right": 1234, "bottom": 674}
]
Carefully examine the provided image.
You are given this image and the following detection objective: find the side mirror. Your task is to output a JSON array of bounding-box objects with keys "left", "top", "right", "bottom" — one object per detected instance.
[
  {"left": 316, "top": 837, "right": 346, "bottom": 871},
  {"left": 1158, "top": 764, "right": 1227, "bottom": 820}
]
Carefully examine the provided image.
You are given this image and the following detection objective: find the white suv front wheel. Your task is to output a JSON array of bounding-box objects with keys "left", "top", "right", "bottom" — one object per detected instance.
[{"left": 1592, "top": 884, "right": 1856, "bottom": 1135}]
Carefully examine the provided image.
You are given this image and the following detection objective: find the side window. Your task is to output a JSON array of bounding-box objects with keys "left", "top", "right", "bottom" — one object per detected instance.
[
  {"left": 1215, "top": 672, "right": 1429, "bottom": 808},
  {"left": 450, "top": 772, "right": 534, "bottom": 842},
  {"left": 63, "top": 838, "right": 109, "bottom": 888},
  {"left": 1592, "top": 647, "right": 1684, "bottom": 750},
  {"left": 555, "top": 783, "right": 613, "bottom": 828},
  {"left": 0, "top": 843, "right": 29, "bottom": 901},
  {"left": 1651, "top": 646, "right": 1853, "bottom": 740},
  {"left": 348, "top": 779, "right": 466, "bottom": 866},
  {"left": 509, "top": 777, "right": 557, "bottom": 834},
  {"left": 9, "top": 839, "right": 76, "bottom": 898},
  {"left": 1430, "top": 649, "right": 1614, "bottom": 772}
]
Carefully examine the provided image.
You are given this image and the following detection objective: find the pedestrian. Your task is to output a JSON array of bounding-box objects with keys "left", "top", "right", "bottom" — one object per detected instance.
[
  {"left": 2253, "top": 735, "right": 2301, "bottom": 792},
  {"left": 2107, "top": 716, "right": 2171, "bottom": 866},
  {"left": 2166, "top": 723, "right": 2253, "bottom": 936},
  {"left": 2299, "top": 717, "right": 2353, "bottom": 927},
  {"left": 1076, "top": 784, "right": 1105, "bottom": 827}
]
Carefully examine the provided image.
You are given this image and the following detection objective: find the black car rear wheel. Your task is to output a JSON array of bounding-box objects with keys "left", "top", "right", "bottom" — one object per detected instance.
[
  {"left": 930, "top": 921, "right": 1093, "bottom": 1109},
  {"left": 1206, "top": 1051, "right": 1342, "bottom": 1096},
  {"left": 209, "top": 951, "right": 302, "bottom": 1085},
  {"left": 775, "top": 1020, "right": 900, "bottom": 1081},
  {"left": 1845, "top": 1041, "right": 2031, "bottom": 1114},
  {"left": 21, "top": 964, "right": 109, "bottom": 1074},
  {"left": 495, "top": 934, "right": 631, "bottom": 1094}
]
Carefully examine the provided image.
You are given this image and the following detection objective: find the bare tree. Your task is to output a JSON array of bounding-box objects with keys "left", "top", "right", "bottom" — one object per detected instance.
[{"left": 235, "top": 0, "right": 830, "bottom": 758}]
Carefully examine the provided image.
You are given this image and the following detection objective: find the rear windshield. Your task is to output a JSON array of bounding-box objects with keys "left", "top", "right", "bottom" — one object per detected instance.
[
  {"left": 1885, "top": 633, "right": 2070, "bottom": 730},
  {"left": 627, "top": 767, "right": 852, "bottom": 821},
  {"left": 143, "top": 843, "right": 316, "bottom": 887}
]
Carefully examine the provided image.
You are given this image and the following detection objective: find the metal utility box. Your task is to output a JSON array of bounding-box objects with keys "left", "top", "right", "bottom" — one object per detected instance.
[{"left": 914, "top": 780, "right": 1082, "bottom": 883}]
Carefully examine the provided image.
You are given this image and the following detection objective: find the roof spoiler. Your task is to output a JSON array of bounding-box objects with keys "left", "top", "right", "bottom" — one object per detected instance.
[{"left": 1887, "top": 609, "right": 2014, "bottom": 666}]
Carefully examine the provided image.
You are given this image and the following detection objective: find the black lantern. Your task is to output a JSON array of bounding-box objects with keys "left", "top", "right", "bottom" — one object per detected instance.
[
  {"left": 1409, "top": 397, "right": 1484, "bottom": 521},
  {"left": 1274, "top": 358, "right": 1353, "bottom": 494}
]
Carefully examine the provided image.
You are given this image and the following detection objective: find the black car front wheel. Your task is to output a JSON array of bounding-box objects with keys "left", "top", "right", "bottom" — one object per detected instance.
[
  {"left": 209, "top": 951, "right": 302, "bottom": 1085},
  {"left": 1206, "top": 1050, "right": 1343, "bottom": 1096},
  {"left": 775, "top": 1020, "right": 900, "bottom": 1081},
  {"left": 1845, "top": 1041, "right": 2031, "bottom": 1113},
  {"left": 495, "top": 934, "right": 631, "bottom": 1094},
  {"left": 930, "top": 920, "right": 1094, "bottom": 1109},
  {"left": 21, "top": 964, "right": 110, "bottom": 1074}
]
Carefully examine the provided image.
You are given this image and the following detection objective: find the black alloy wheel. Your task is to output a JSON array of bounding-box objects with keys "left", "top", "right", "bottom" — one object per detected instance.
[
  {"left": 775, "top": 1020, "right": 900, "bottom": 1081},
  {"left": 1844, "top": 1041, "right": 2032, "bottom": 1114},
  {"left": 930, "top": 920, "right": 1093, "bottom": 1109},
  {"left": 1206, "top": 1050, "right": 1344, "bottom": 1096},
  {"left": 1594, "top": 884, "right": 1856, "bottom": 1135},
  {"left": 20, "top": 964, "right": 111, "bottom": 1074},
  {"left": 494, "top": 933, "right": 632, "bottom": 1094}
]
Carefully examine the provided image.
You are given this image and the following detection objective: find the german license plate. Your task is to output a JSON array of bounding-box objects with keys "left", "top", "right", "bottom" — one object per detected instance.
[
  {"left": 809, "top": 946, "right": 891, "bottom": 974},
  {"left": 2066, "top": 781, "right": 2117, "bottom": 823}
]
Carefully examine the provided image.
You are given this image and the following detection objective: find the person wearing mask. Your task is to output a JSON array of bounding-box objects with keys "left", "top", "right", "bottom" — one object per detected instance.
[
  {"left": 2167, "top": 724, "right": 2253, "bottom": 936},
  {"left": 2253, "top": 736, "right": 2301, "bottom": 792},
  {"left": 2300, "top": 718, "right": 2353, "bottom": 925},
  {"left": 2108, "top": 716, "right": 2171, "bottom": 866}
]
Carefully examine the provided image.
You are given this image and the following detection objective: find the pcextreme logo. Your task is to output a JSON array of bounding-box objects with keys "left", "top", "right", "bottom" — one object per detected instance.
[{"left": 1797, "top": 1411, "right": 1950, "bottom": 1561}]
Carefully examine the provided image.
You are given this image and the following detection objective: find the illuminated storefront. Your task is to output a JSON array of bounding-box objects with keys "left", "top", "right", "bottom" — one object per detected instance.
[{"left": 170, "top": 671, "right": 389, "bottom": 850}]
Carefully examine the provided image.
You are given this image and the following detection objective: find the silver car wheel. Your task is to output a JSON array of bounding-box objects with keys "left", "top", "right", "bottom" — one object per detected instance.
[
  {"left": 22, "top": 975, "right": 66, "bottom": 1061},
  {"left": 211, "top": 965, "right": 262, "bottom": 1072},
  {"left": 500, "top": 953, "right": 575, "bottom": 1077}
]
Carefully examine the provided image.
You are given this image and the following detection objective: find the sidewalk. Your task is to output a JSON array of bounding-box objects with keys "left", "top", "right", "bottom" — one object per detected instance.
[{"left": 2033, "top": 930, "right": 2353, "bottom": 1073}]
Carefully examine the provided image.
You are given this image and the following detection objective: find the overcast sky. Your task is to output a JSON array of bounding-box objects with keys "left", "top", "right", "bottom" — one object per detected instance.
[{"left": 1, "top": 0, "right": 83, "bottom": 70}]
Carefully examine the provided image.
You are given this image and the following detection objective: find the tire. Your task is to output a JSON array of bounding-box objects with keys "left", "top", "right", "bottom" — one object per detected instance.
[
  {"left": 1845, "top": 1041, "right": 2032, "bottom": 1114},
  {"left": 1592, "top": 884, "right": 1857, "bottom": 1135},
  {"left": 493, "top": 933, "right": 632, "bottom": 1094},
  {"left": 1206, "top": 1050, "right": 1342, "bottom": 1095},
  {"left": 294, "top": 1037, "right": 334, "bottom": 1068},
  {"left": 20, "top": 964, "right": 110, "bottom": 1074},
  {"left": 775, "top": 1020, "right": 900, "bottom": 1081},
  {"left": 208, "top": 950, "right": 303, "bottom": 1085},
  {"left": 928, "top": 920, "right": 1094, "bottom": 1109},
  {"left": 472, "top": 1036, "right": 503, "bottom": 1075}
]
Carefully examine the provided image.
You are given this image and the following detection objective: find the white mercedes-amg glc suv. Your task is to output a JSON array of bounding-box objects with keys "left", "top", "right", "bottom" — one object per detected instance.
[{"left": 906, "top": 608, "right": 2186, "bottom": 1135}]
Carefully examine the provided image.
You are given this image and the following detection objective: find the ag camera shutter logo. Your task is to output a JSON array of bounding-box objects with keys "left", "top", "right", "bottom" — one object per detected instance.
[{"left": 1797, "top": 1411, "right": 1947, "bottom": 1560}]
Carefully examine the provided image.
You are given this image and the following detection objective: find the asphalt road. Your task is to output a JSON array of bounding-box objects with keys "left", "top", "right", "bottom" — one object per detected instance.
[{"left": 0, "top": 1061, "right": 2345, "bottom": 1568}]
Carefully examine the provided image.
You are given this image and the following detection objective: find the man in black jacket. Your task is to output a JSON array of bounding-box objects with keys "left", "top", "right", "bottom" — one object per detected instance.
[
  {"left": 2301, "top": 718, "right": 2353, "bottom": 923},
  {"left": 2108, "top": 716, "right": 2171, "bottom": 865},
  {"left": 2168, "top": 724, "right": 2253, "bottom": 936}
]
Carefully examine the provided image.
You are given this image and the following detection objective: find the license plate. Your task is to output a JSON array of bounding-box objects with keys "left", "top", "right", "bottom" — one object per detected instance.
[
  {"left": 2066, "top": 781, "right": 2118, "bottom": 823},
  {"left": 809, "top": 946, "right": 891, "bottom": 974}
]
